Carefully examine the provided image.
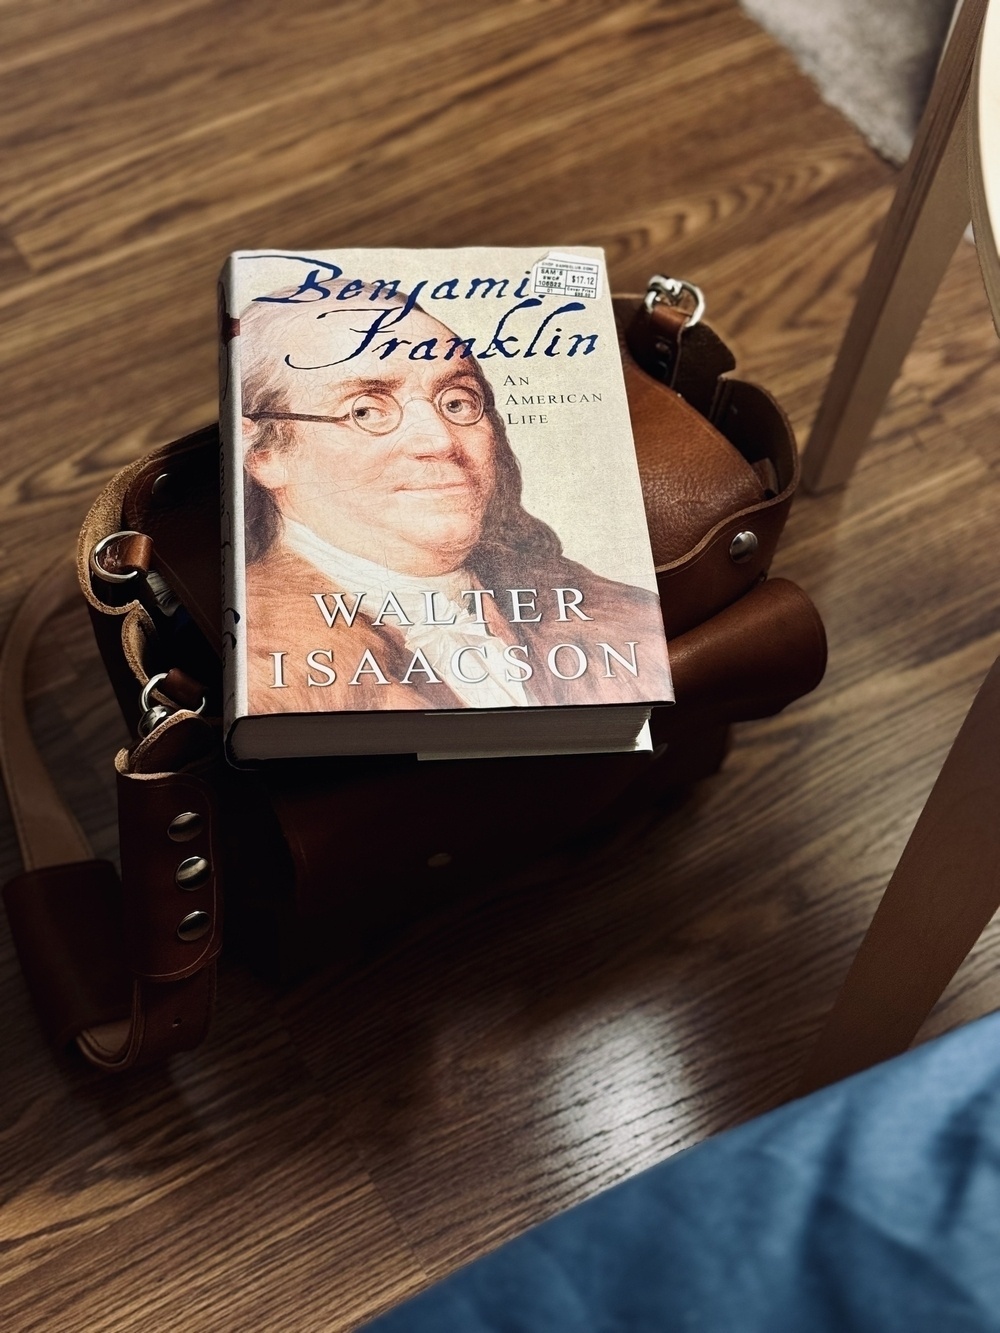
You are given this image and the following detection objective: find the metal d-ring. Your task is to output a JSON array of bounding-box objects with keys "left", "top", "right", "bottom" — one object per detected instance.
[
  {"left": 137, "top": 672, "right": 207, "bottom": 739},
  {"left": 90, "top": 530, "right": 144, "bottom": 584},
  {"left": 644, "top": 275, "right": 706, "bottom": 327}
]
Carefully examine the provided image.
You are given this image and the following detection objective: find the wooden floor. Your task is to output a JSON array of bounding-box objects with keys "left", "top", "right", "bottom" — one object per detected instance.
[{"left": 2, "top": 2, "right": 1000, "bottom": 1329}]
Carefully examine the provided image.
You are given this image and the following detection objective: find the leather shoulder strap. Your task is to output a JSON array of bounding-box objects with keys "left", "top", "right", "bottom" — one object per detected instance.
[
  {"left": 1, "top": 556, "right": 221, "bottom": 1070},
  {"left": 798, "top": 654, "right": 1000, "bottom": 1095},
  {"left": 0, "top": 556, "right": 93, "bottom": 869}
]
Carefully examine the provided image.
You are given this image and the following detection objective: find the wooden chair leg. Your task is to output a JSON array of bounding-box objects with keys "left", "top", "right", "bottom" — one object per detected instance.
[
  {"left": 796, "top": 654, "right": 1000, "bottom": 1097},
  {"left": 801, "top": 0, "right": 986, "bottom": 493}
]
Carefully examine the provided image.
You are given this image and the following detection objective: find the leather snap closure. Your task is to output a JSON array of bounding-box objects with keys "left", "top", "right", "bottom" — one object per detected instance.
[
  {"left": 729, "top": 530, "right": 759, "bottom": 563},
  {"left": 177, "top": 910, "right": 212, "bottom": 942},
  {"left": 168, "top": 811, "right": 203, "bottom": 842},
  {"left": 175, "top": 856, "right": 210, "bottom": 890}
]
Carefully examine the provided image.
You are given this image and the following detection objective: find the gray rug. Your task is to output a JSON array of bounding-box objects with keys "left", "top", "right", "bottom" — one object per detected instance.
[{"left": 740, "top": 0, "right": 958, "bottom": 164}]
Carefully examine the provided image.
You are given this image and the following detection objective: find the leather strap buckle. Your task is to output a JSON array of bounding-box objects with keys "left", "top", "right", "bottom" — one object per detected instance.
[{"left": 644, "top": 275, "right": 706, "bottom": 326}]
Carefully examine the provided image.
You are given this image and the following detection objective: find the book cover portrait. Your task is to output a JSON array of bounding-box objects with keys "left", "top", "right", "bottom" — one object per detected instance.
[{"left": 220, "top": 248, "right": 672, "bottom": 721}]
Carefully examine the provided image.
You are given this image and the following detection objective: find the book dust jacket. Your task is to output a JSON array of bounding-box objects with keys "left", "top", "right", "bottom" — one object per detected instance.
[{"left": 219, "top": 247, "right": 673, "bottom": 753}]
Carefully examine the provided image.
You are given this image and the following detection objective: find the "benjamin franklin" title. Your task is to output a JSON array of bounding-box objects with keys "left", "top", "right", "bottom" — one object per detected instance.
[{"left": 249, "top": 254, "right": 601, "bottom": 366}]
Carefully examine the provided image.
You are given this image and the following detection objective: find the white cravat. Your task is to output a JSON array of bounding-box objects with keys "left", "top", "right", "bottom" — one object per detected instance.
[{"left": 283, "top": 520, "right": 532, "bottom": 708}]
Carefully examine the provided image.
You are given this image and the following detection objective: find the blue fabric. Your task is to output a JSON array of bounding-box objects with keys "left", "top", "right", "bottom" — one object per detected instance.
[{"left": 363, "top": 1011, "right": 1000, "bottom": 1332}]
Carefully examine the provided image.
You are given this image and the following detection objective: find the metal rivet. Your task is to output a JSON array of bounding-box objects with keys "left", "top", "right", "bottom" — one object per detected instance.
[
  {"left": 427, "top": 852, "right": 452, "bottom": 869},
  {"left": 729, "top": 530, "right": 759, "bottom": 563},
  {"left": 168, "top": 811, "right": 203, "bottom": 842},
  {"left": 177, "top": 910, "right": 211, "bottom": 942},
  {"left": 175, "top": 855, "right": 210, "bottom": 889}
]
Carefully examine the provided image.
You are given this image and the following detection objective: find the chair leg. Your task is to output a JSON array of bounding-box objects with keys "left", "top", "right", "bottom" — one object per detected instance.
[
  {"left": 801, "top": 0, "right": 985, "bottom": 493},
  {"left": 796, "top": 654, "right": 1000, "bottom": 1098}
]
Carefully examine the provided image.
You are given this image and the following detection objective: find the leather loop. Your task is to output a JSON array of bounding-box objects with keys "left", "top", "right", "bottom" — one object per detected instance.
[
  {"left": 79, "top": 451, "right": 168, "bottom": 618},
  {"left": 3, "top": 860, "right": 130, "bottom": 1047},
  {"left": 161, "top": 667, "right": 206, "bottom": 711},
  {"left": 0, "top": 558, "right": 219, "bottom": 1070},
  {"left": 1, "top": 852, "right": 212, "bottom": 1071},
  {"left": 76, "top": 970, "right": 216, "bottom": 1072},
  {"left": 626, "top": 301, "right": 737, "bottom": 417},
  {"left": 0, "top": 556, "right": 93, "bottom": 870}
]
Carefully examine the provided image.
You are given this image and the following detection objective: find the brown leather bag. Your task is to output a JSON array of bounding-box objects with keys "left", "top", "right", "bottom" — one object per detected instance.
[{"left": 1, "top": 283, "right": 828, "bottom": 1072}]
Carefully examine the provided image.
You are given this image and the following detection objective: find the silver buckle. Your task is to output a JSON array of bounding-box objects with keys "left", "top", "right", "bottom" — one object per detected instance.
[{"left": 644, "top": 276, "right": 706, "bottom": 327}]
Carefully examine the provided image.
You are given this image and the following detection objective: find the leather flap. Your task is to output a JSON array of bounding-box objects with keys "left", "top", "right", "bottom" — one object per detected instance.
[{"left": 622, "top": 358, "right": 766, "bottom": 564}]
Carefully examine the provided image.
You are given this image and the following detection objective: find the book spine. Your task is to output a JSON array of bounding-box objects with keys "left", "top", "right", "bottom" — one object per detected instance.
[{"left": 219, "top": 255, "right": 247, "bottom": 729}]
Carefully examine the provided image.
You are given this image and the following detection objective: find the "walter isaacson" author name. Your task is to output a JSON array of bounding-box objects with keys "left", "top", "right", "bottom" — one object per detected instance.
[{"left": 266, "top": 585, "right": 645, "bottom": 689}]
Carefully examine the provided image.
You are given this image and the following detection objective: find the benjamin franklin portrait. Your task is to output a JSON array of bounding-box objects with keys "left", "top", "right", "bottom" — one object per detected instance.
[{"left": 237, "top": 278, "right": 671, "bottom": 714}]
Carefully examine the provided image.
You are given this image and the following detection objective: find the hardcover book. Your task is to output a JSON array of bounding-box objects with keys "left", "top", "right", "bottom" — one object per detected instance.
[{"left": 219, "top": 246, "right": 673, "bottom": 761}]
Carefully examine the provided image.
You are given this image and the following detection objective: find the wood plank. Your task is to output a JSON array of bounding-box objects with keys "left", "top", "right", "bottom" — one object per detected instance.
[
  {"left": 0, "top": 228, "right": 30, "bottom": 285},
  {"left": 0, "top": 0, "right": 215, "bottom": 75},
  {"left": 0, "top": 2, "right": 690, "bottom": 210},
  {"left": 2, "top": 24, "right": 801, "bottom": 275},
  {"left": 0, "top": 969, "right": 427, "bottom": 1331}
]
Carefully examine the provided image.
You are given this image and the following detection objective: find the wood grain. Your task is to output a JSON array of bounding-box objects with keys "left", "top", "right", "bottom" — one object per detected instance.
[{"left": 2, "top": 1, "right": 1000, "bottom": 1329}]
